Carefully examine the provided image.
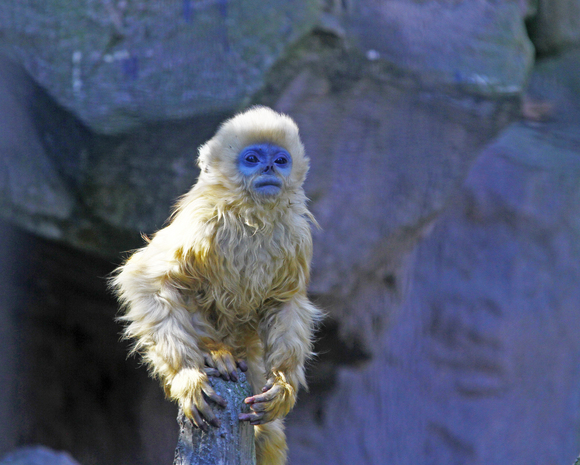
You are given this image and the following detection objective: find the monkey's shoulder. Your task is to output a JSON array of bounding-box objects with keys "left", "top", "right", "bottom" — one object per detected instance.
[{"left": 145, "top": 199, "right": 314, "bottom": 285}]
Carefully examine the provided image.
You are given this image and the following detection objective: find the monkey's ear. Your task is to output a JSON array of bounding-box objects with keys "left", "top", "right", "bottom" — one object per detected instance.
[
  {"left": 197, "top": 143, "right": 209, "bottom": 171},
  {"left": 197, "top": 139, "right": 221, "bottom": 174}
]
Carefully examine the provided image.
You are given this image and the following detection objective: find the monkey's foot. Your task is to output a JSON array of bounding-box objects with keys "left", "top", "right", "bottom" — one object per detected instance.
[
  {"left": 168, "top": 369, "right": 227, "bottom": 432},
  {"left": 202, "top": 342, "right": 247, "bottom": 382},
  {"left": 239, "top": 374, "right": 295, "bottom": 425}
]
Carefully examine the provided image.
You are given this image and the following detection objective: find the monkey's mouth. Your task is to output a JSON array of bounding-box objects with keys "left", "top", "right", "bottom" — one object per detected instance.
[{"left": 254, "top": 176, "right": 282, "bottom": 191}]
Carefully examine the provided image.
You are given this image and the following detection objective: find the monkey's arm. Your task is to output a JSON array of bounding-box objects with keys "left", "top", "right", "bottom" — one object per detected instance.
[
  {"left": 112, "top": 242, "right": 225, "bottom": 430},
  {"left": 241, "top": 294, "right": 322, "bottom": 424}
]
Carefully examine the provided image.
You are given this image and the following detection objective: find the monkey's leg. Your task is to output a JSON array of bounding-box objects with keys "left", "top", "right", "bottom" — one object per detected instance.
[
  {"left": 201, "top": 339, "right": 248, "bottom": 382},
  {"left": 241, "top": 295, "right": 321, "bottom": 424},
  {"left": 255, "top": 420, "right": 287, "bottom": 465},
  {"left": 235, "top": 353, "right": 288, "bottom": 464}
]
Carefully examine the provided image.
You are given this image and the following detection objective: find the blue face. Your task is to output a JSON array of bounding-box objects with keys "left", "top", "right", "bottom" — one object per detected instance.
[{"left": 237, "top": 143, "right": 293, "bottom": 197}]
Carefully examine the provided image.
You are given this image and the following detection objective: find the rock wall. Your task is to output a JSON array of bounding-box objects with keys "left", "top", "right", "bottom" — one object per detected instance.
[
  {"left": 288, "top": 48, "right": 580, "bottom": 465},
  {"left": 1, "top": 1, "right": 580, "bottom": 464}
]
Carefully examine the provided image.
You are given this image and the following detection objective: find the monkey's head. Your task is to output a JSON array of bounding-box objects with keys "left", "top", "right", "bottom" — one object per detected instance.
[{"left": 197, "top": 106, "right": 309, "bottom": 204}]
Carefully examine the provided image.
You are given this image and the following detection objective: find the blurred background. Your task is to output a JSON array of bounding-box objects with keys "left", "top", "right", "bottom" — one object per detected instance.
[{"left": 1, "top": 1, "right": 580, "bottom": 464}]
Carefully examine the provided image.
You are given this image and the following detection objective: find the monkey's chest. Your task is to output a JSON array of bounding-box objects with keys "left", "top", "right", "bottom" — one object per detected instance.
[
  {"left": 221, "top": 247, "right": 291, "bottom": 308},
  {"left": 197, "top": 249, "right": 294, "bottom": 326},
  {"left": 190, "top": 221, "right": 303, "bottom": 323}
]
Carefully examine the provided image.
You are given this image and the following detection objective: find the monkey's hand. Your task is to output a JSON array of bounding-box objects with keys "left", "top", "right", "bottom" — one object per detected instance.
[
  {"left": 202, "top": 342, "right": 248, "bottom": 382},
  {"left": 239, "top": 373, "right": 296, "bottom": 425},
  {"left": 167, "top": 368, "right": 227, "bottom": 431}
]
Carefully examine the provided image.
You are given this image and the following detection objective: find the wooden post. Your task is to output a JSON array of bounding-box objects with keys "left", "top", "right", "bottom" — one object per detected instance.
[{"left": 173, "top": 370, "right": 256, "bottom": 465}]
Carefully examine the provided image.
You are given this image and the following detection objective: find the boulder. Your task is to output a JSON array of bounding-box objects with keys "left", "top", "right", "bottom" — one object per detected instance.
[
  {"left": 0, "top": 446, "right": 80, "bottom": 465},
  {"left": 527, "top": 0, "right": 580, "bottom": 54},
  {"left": 0, "top": 0, "right": 321, "bottom": 134},
  {"left": 0, "top": 56, "right": 75, "bottom": 235},
  {"left": 0, "top": 54, "right": 133, "bottom": 257},
  {"left": 336, "top": 0, "right": 534, "bottom": 95}
]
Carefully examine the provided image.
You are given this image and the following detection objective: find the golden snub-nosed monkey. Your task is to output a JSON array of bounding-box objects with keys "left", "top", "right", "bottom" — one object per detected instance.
[{"left": 111, "top": 106, "right": 322, "bottom": 465}]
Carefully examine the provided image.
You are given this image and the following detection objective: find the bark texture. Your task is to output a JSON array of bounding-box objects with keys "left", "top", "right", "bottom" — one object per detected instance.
[{"left": 174, "top": 372, "right": 256, "bottom": 465}]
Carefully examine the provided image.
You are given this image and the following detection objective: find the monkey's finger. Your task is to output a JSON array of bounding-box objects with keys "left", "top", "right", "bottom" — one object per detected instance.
[
  {"left": 250, "top": 411, "right": 277, "bottom": 425},
  {"left": 253, "top": 407, "right": 279, "bottom": 424},
  {"left": 249, "top": 402, "right": 268, "bottom": 412},
  {"left": 197, "top": 399, "right": 220, "bottom": 428},
  {"left": 246, "top": 384, "right": 282, "bottom": 404},
  {"left": 237, "top": 359, "right": 248, "bottom": 372},
  {"left": 203, "top": 353, "right": 216, "bottom": 368},
  {"left": 223, "top": 356, "right": 238, "bottom": 382},
  {"left": 183, "top": 398, "right": 208, "bottom": 432},
  {"left": 250, "top": 414, "right": 274, "bottom": 425},
  {"left": 213, "top": 356, "right": 233, "bottom": 381},
  {"left": 192, "top": 407, "right": 209, "bottom": 432},
  {"left": 203, "top": 367, "right": 221, "bottom": 378},
  {"left": 202, "top": 384, "right": 227, "bottom": 408},
  {"left": 261, "top": 377, "right": 275, "bottom": 392},
  {"left": 239, "top": 411, "right": 264, "bottom": 423},
  {"left": 215, "top": 352, "right": 238, "bottom": 381}
]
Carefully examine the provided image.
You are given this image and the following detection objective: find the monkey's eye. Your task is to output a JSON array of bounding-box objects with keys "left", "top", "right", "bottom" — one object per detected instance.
[
  {"left": 274, "top": 156, "right": 288, "bottom": 165},
  {"left": 244, "top": 154, "right": 259, "bottom": 164}
]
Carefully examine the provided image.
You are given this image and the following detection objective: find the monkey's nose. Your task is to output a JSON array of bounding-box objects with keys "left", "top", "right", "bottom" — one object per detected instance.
[{"left": 263, "top": 165, "right": 273, "bottom": 173}]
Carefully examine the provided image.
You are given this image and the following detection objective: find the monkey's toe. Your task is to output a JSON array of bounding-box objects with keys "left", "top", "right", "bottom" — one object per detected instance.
[{"left": 203, "top": 367, "right": 221, "bottom": 378}]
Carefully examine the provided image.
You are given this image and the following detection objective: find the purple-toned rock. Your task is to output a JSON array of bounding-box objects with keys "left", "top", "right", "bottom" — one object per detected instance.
[{"left": 1, "top": 0, "right": 321, "bottom": 134}]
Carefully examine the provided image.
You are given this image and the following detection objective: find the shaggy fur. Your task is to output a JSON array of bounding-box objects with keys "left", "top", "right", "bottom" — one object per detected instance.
[{"left": 112, "top": 106, "right": 322, "bottom": 465}]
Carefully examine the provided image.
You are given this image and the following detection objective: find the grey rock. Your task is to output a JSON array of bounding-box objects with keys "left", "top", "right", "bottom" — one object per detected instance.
[
  {"left": 336, "top": 0, "right": 534, "bottom": 95},
  {"left": 0, "top": 56, "right": 74, "bottom": 234},
  {"left": 0, "top": 446, "right": 80, "bottom": 465},
  {"left": 1, "top": 0, "right": 321, "bottom": 134},
  {"left": 83, "top": 113, "right": 227, "bottom": 237},
  {"left": 528, "top": 0, "right": 580, "bottom": 54},
  {"left": 0, "top": 54, "right": 136, "bottom": 256}
]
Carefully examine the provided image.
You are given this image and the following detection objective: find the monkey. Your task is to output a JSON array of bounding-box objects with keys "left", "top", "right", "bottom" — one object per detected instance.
[{"left": 111, "top": 106, "right": 322, "bottom": 465}]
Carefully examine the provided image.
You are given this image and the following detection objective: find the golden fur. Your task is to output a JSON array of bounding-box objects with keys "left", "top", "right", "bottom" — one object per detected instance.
[{"left": 112, "top": 106, "right": 321, "bottom": 465}]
